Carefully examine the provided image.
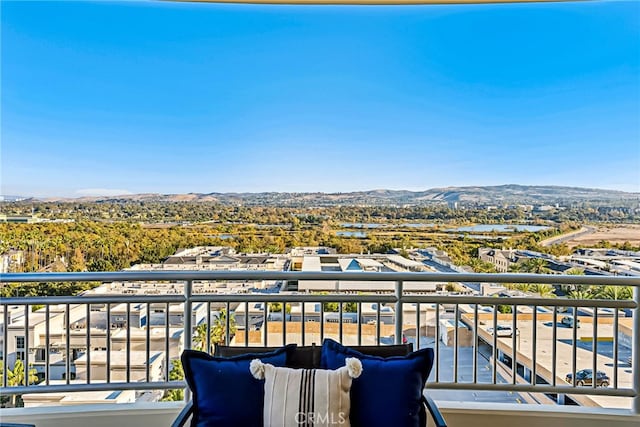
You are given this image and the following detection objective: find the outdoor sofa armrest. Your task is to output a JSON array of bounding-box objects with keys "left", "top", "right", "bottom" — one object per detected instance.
[
  {"left": 170, "top": 400, "right": 193, "bottom": 427},
  {"left": 422, "top": 394, "right": 447, "bottom": 427}
]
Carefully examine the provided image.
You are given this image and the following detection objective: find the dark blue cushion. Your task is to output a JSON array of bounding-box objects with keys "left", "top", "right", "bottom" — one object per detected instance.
[
  {"left": 321, "top": 339, "right": 434, "bottom": 427},
  {"left": 181, "top": 345, "right": 295, "bottom": 427}
]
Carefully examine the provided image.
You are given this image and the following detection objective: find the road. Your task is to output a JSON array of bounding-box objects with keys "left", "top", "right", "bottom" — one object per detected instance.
[{"left": 539, "top": 226, "right": 597, "bottom": 247}]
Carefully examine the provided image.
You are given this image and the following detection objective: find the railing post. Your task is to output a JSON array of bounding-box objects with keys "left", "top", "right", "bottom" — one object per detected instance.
[
  {"left": 633, "top": 285, "right": 640, "bottom": 415},
  {"left": 184, "top": 280, "right": 193, "bottom": 402},
  {"left": 184, "top": 280, "right": 193, "bottom": 350},
  {"left": 395, "top": 281, "right": 403, "bottom": 345}
]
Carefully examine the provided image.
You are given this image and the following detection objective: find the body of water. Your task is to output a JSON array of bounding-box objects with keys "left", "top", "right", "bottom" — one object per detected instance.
[
  {"left": 454, "top": 234, "right": 510, "bottom": 240},
  {"left": 341, "top": 222, "right": 548, "bottom": 232},
  {"left": 341, "top": 222, "right": 437, "bottom": 228},
  {"left": 336, "top": 231, "right": 368, "bottom": 238},
  {"left": 447, "top": 224, "right": 550, "bottom": 233},
  {"left": 340, "top": 223, "right": 385, "bottom": 229}
]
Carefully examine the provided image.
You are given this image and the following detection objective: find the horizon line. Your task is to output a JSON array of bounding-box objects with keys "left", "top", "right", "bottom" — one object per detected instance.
[{"left": 2, "top": 183, "right": 639, "bottom": 201}]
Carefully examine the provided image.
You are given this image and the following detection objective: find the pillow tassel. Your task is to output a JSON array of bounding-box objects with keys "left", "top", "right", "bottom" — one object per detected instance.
[
  {"left": 250, "top": 359, "right": 265, "bottom": 379},
  {"left": 345, "top": 357, "right": 362, "bottom": 379}
]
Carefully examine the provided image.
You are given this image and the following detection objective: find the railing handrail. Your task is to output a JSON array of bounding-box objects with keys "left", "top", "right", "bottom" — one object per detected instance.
[
  {"left": 0, "top": 293, "right": 635, "bottom": 308},
  {"left": 2, "top": 270, "right": 640, "bottom": 286}
]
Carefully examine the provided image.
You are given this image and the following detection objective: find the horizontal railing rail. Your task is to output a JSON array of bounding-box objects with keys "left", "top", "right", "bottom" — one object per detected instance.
[
  {"left": 0, "top": 270, "right": 638, "bottom": 414},
  {"left": 2, "top": 270, "right": 639, "bottom": 285}
]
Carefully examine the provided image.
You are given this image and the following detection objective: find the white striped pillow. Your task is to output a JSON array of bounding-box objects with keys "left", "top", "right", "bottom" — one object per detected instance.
[{"left": 250, "top": 357, "right": 362, "bottom": 427}]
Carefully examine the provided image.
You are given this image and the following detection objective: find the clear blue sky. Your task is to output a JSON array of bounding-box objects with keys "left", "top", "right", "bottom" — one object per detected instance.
[{"left": 2, "top": 1, "right": 639, "bottom": 198}]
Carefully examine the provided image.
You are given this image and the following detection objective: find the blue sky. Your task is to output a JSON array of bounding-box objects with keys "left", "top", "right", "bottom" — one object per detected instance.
[{"left": 2, "top": 1, "right": 639, "bottom": 197}]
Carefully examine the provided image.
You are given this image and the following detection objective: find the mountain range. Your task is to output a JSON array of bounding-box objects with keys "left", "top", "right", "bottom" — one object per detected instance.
[{"left": 11, "top": 185, "right": 637, "bottom": 206}]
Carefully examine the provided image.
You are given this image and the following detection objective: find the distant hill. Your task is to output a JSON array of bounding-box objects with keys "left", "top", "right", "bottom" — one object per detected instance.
[{"left": 17, "top": 185, "right": 638, "bottom": 206}]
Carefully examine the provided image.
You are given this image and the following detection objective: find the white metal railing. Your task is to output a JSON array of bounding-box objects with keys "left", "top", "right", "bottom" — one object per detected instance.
[{"left": 0, "top": 271, "right": 638, "bottom": 415}]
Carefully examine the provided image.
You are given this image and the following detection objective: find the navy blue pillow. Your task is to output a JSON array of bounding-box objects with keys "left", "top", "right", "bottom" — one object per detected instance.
[
  {"left": 321, "top": 339, "right": 434, "bottom": 427},
  {"left": 181, "top": 345, "right": 295, "bottom": 427}
]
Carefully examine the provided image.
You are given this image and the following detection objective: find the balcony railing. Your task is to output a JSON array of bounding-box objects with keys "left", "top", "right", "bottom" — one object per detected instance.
[{"left": 0, "top": 270, "right": 638, "bottom": 417}]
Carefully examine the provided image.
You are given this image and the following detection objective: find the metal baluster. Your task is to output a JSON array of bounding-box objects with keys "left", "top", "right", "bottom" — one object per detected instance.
[
  {"left": 416, "top": 303, "right": 421, "bottom": 352},
  {"left": 24, "top": 305, "right": 29, "bottom": 386},
  {"left": 146, "top": 302, "right": 150, "bottom": 382},
  {"left": 552, "top": 306, "right": 557, "bottom": 387},
  {"left": 339, "top": 302, "right": 343, "bottom": 343},
  {"left": 357, "top": 302, "right": 362, "bottom": 346},
  {"left": 532, "top": 306, "right": 538, "bottom": 386},
  {"left": 126, "top": 303, "right": 131, "bottom": 383},
  {"left": 106, "top": 303, "right": 111, "bottom": 384},
  {"left": 492, "top": 305, "right": 498, "bottom": 385},
  {"left": 435, "top": 303, "right": 440, "bottom": 382},
  {"left": 571, "top": 306, "right": 578, "bottom": 387},
  {"left": 301, "top": 302, "right": 306, "bottom": 346},
  {"left": 225, "top": 302, "right": 231, "bottom": 346},
  {"left": 65, "top": 303, "right": 71, "bottom": 385},
  {"left": 512, "top": 304, "right": 517, "bottom": 385},
  {"left": 244, "top": 302, "right": 249, "bottom": 347},
  {"left": 631, "top": 285, "right": 639, "bottom": 414},
  {"left": 281, "top": 302, "right": 286, "bottom": 345},
  {"left": 86, "top": 304, "right": 91, "bottom": 384},
  {"left": 263, "top": 302, "right": 269, "bottom": 346},
  {"left": 320, "top": 302, "right": 325, "bottom": 343},
  {"left": 395, "top": 281, "right": 403, "bottom": 345},
  {"left": 207, "top": 302, "right": 212, "bottom": 353},
  {"left": 592, "top": 306, "right": 598, "bottom": 389},
  {"left": 613, "top": 308, "right": 619, "bottom": 388},
  {"left": 473, "top": 303, "right": 478, "bottom": 384},
  {"left": 2, "top": 305, "right": 8, "bottom": 388},
  {"left": 45, "top": 305, "right": 50, "bottom": 386},
  {"left": 184, "top": 281, "right": 193, "bottom": 351},
  {"left": 376, "top": 302, "right": 381, "bottom": 345},
  {"left": 164, "top": 303, "right": 170, "bottom": 382},
  {"left": 454, "top": 304, "right": 459, "bottom": 383}
]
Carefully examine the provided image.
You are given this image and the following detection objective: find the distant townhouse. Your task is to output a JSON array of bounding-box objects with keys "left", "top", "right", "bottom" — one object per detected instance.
[
  {"left": 296, "top": 254, "right": 439, "bottom": 292},
  {"left": 478, "top": 248, "right": 519, "bottom": 272}
]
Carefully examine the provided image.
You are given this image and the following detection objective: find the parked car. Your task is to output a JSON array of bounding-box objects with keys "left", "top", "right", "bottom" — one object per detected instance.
[
  {"left": 487, "top": 325, "right": 517, "bottom": 337},
  {"left": 561, "top": 316, "right": 580, "bottom": 328},
  {"left": 565, "top": 369, "right": 610, "bottom": 387}
]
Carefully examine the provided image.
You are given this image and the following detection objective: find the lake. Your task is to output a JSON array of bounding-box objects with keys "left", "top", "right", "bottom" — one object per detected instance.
[
  {"left": 340, "top": 223, "right": 385, "bottom": 229},
  {"left": 446, "top": 224, "right": 550, "bottom": 233},
  {"left": 336, "top": 231, "right": 368, "bottom": 238}
]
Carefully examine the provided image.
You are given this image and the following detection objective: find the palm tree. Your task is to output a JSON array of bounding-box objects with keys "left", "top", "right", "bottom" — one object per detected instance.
[
  {"left": 212, "top": 309, "right": 237, "bottom": 346},
  {"left": 514, "top": 283, "right": 533, "bottom": 293},
  {"left": 516, "top": 258, "right": 552, "bottom": 274},
  {"left": 1, "top": 360, "right": 38, "bottom": 386},
  {"left": 567, "top": 290, "right": 593, "bottom": 300},
  {"left": 193, "top": 324, "right": 213, "bottom": 353},
  {"left": 594, "top": 286, "right": 632, "bottom": 300},
  {"left": 533, "top": 284, "right": 557, "bottom": 298},
  {"left": 511, "top": 259, "right": 557, "bottom": 297},
  {"left": 161, "top": 359, "right": 184, "bottom": 402},
  {"left": 0, "top": 360, "right": 38, "bottom": 407},
  {"left": 193, "top": 309, "right": 237, "bottom": 352},
  {"left": 562, "top": 268, "right": 587, "bottom": 294}
]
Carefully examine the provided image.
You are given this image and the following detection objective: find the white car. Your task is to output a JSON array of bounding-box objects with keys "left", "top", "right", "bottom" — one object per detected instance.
[{"left": 487, "top": 325, "right": 517, "bottom": 337}]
